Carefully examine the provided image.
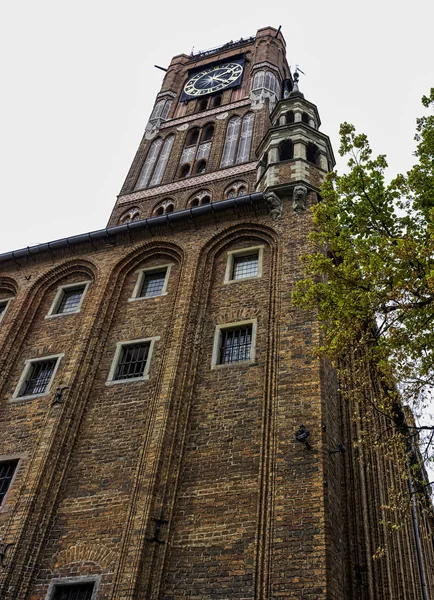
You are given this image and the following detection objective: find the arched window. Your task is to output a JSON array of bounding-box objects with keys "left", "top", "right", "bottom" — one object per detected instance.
[
  {"left": 286, "top": 111, "right": 295, "bottom": 124},
  {"left": 188, "top": 190, "right": 212, "bottom": 207},
  {"left": 149, "top": 135, "right": 175, "bottom": 186},
  {"left": 179, "top": 124, "right": 214, "bottom": 178},
  {"left": 197, "top": 98, "right": 208, "bottom": 112},
  {"left": 302, "top": 112, "right": 309, "bottom": 124},
  {"left": 279, "top": 140, "right": 294, "bottom": 161},
  {"left": 120, "top": 208, "right": 141, "bottom": 224},
  {"left": 186, "top": 128, "right": 200, "bottom": 146},
  {"left": 196, "top": 160, "right": 207, "bottom": 174},
  {"left": 224, "top": 181, "right": 248, "bottom": 199},
  {"left": 135, "top": 138, "right": 163, "bottom": 189},
  {"left": 180, "top": 164, "right": 190, "bottom": 178},
  {"left": 146, "top": 98, "right": 173, "bottom": 132},
  {"left": 212, "top": 94, "right": 222, "bottom": 108},
  {"left": 202, "top": 124, "right": 214, "bottom": 142},
  {"left": 251, "top": 69, "right": 281, "bottom": 107},
  {"left": 221, "top": 113, "right": 254, "bottom": 168},
  {"left": 236, "top": 113, "right": 254, "bottom": 164},
  {"left": 153, "top": 199, "right": 176, "bottom": 216},
  {"left": 306, "top": 142, "right": 320, "bottom": 166}
]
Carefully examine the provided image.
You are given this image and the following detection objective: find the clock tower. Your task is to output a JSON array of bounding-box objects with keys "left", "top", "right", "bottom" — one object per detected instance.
[{"left": 0, "top": 25, "right": 433, "bottom": 600}]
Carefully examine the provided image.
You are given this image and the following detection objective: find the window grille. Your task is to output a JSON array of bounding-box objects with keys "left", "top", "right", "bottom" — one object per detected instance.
[
  {"left": 115, "top": 342, "right": 151, "bottom": 380},
  {"left": 51, "top": 583, "right": 95, "bottom": 600},
  {"left": 56, "top": 286, "right": 85, "bottom": 314},
  {"left": 232, "top": 254, "right": 259, "bottom": 280},
  {"left": 220, "top": 116, "right": 241, "bottom": 167},
  {"left": 219, "top": 325, "right": 253, "bottom": 364},
  {"left": 0, "top": 460, "right": 17, "bottom": 505},
  {"left": 140, "top": 271, "right": 167, "bottom": 297},
  {"left": 20, "top": 359, "right": 57, "bottom": 396}
]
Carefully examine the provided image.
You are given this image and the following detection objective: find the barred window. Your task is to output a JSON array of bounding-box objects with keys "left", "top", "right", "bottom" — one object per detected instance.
[
  {"left": 19, "top": 359, "right": 57, "bottom": 397},
  {"left": 0, "top": 460, "right": 18, "bottom": 505},
  {"left": 51, "top": 583, "right": 95, "bottom": 600},
  {"left": 232, "top": 253, "right": 259, "bottom": 280},
  {"left": 218, "top": 325, "right": 253, "bottom": 365},
  {"left": 140, "top": 270, "right": 167, "bottom": 298},
  {"left": 56, "top": 286, "right": 86, "bottom": 315},
  {"left": 114, "top": 342, "right": 151, "bottom": 381}
]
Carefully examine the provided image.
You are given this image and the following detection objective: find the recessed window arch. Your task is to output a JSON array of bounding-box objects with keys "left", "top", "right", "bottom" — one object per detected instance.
[
  {"left": 188, "top": 189, "right": 212, "bottom": 208},
  {"left": 197, "top": 98, "right": 208, "bottom": 112},
  {"left": 153, "top": 199, "right": 176, "bottom": 216},
  {"left": 178, "top": 124, "right": 214, "bottom": 178},
  {"left": 135, "top": 134, "right": 175, "bottom": 190},
  {"left": 120, "top": 208, "right": 141, "bottom": 224},
  {"left": 220, "top": 113, "right": 254, "bottom": 168},
  {"left": 146, "top": 97, "right": 173, "bottom": 131},
  {"left": 306, "top": 142, "right": 321, "bottom": 166},
  {"left": 251, "top": 69, "right": 281, "bottom": 107},
  {"left": 286, "top": 111, "right": 295, "bottom": 124},
  {"left": 278, "top": 139, "right": 294, "bottom": 161},
  {"left": 224, "top": 180, "right": 248, "bottom": 199},
  {"left": 212, "top": 94, "right": 222, "bottom": 108},
  {"left": 301, "top": 112, "right": 310, "bottom": 124}
]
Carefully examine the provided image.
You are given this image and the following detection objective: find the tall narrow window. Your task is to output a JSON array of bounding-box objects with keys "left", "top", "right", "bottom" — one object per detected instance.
[
  {"left": 306, "top": 142, "right": 320, "bottom": 166},
  {"left": 135, "top": 138, "right": 163, "bottom": 189},
  {"left": 236, "top": 113, "right": 254, "bottom": 164},
  {"left": 220, "top": 116, "right": 241, "bottom": 167},
  {"left": 0, "top": 460, "right": 18, "bottom": 505},
  {"left": 279, "top": 140, "right": 293, "bottom": 161},
  {"left": 149, "top": 135, "right": 175, "bottom": 186},
  {"left": 51, "top": 583, "right": 95, "bottom": 600},
  {"left": 178, "top": 125, "right": 214, "bottom": 177}
]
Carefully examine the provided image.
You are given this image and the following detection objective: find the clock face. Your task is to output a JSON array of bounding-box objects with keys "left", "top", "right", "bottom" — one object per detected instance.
[{"left": 183, "top": 62, "right": 244, "bottom": 97}]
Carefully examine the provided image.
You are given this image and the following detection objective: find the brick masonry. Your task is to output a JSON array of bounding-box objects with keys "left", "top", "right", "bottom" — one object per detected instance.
[{"left": 0, "top": 25, "right": 433, "bottom": 600}]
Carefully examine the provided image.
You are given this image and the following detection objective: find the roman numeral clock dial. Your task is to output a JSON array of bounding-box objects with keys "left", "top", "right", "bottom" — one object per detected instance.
[{"left": 183, "top": 62, "right": 244, "bottom": 97}]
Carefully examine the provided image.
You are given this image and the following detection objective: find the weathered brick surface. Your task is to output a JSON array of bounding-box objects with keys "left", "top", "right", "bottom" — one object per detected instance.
[{"left": 0, "top": 25, "right": 433, "bottom": 600}]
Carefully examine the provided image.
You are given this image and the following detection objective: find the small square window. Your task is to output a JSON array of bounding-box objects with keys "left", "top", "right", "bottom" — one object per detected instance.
[
  {"left": 140, "top": 271, "right": 167, "bottom": 298},
  {"left": 0, "top": 460, "right": 18, "bottom": 506},
  {"left": 224, "top": 246, "right": 264, "bottom": 284},
  {"left": 115, "top": 342, "right": 151, "bottom": 380},
  {"left": 130, "top": 264, "right": 173, "bottom": 301},
  {"left": 47, "top": 282, "right": 90, "bottom": 317},
  {"left": 20, "top": 359, "right": 57, "bottom": 396},
  {"left": 232, "top": 253, "right": 259, "bottom": 280},
  {"left": 56, "top": 286, "right": 86, "bottom": 314},
  {"left": 219, "top": 324, "right": 253, "bottom": 364},
  {"left": 51, "top": 583, "right": 95, "bottom": 600},
  {"left": 13, "top": 354, "right": 63, "bottom": 400}
]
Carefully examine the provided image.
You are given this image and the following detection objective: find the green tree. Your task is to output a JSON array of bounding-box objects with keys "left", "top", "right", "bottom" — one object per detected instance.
[{"left": 294, "top": 89, "right": 434, "bottom": 484}]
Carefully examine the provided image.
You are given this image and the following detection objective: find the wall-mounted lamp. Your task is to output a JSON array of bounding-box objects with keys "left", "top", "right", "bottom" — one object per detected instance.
[{"left": 295, "top": 425, "right": 311, "bottom": 449}]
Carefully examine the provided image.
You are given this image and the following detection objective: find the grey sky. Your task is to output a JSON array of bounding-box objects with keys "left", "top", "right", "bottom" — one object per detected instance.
[{"left": 0, "top": 0, "right": 433, "bottom": 253}]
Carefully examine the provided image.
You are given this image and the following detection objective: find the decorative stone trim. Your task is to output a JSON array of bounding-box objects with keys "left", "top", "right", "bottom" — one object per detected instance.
[
  {"left": 160, "top": 99, "right": 251, "bottom": 129},
  {"left": 118, "top": 163, "right": 257, "bottom": 205}
]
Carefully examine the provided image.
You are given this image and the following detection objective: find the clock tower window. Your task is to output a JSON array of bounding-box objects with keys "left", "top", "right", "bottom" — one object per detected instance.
[
  {"left": 178, "top": 124, "right": 214, "bottom": 178},
  {"left": 220, "top": 113, "right": 254, "bottom": 168},
  {"left": 135, "top": 135, "right": 175, "bottom": 190}
]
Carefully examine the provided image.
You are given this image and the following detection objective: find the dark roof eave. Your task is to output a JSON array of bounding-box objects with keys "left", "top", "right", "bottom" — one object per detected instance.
[{"left": 0, "top": 192, "right": 265, "bottom": 264}]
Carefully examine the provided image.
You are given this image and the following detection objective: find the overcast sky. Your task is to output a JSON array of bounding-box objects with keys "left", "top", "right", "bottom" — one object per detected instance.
[{"left": 0, "top": 0, "right": 433, "bottom": 254}]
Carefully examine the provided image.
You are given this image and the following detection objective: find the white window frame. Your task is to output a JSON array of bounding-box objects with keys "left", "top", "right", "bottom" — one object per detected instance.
[
  {"left": 12, "top": 353, "right": 64, "bottom": 401},
  {"left": 46, "top": 281, "right": 91, "bottom": 318},
  {"left": 106, "top": 336, "right": 160, "bottom": 385},
  {"left": 211, "top": 319, "right": 257, "bottom": 369},
  {"left": 0, "top": 297, "right": 13, "bottom": 323},
  {"left": 129, "top": 264, "right": 174, "bottom": 301},
  {"left": 223, "top": 246, "right": 264, "bottom": 284}
]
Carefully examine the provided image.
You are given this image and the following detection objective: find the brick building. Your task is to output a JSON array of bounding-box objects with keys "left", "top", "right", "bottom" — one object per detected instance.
[{"left": 0, "top": 26, "right": 433, "bottom": 600}]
